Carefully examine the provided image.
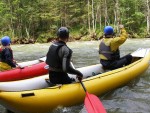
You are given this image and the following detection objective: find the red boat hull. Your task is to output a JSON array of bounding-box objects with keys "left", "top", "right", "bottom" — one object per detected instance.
[{"left": 0, "top": 62, "right": 48, "bottom": 82}]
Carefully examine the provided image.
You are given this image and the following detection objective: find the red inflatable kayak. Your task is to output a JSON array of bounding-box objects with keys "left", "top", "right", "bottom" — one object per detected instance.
[{"left": 0, "top": 62, "right": 48, "bottom": 82}]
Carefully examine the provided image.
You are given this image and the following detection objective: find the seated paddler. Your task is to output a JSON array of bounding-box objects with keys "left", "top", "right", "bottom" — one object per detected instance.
[
  {"left": 99, "top": 25, "right": 133, "bottom": 70},
  {"left": 0, "top": 36, "right": 18, "bottom": 71},
  {"left": 46, "top": 27, "right": 83, "bottom": 84}
]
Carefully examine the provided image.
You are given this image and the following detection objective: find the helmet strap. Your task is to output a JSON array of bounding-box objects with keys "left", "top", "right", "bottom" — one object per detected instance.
[{"left": 105, "top": 34, "right": 113, "bottom": 38}]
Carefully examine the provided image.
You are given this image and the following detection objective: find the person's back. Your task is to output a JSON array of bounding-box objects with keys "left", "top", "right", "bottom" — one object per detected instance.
[
  {"left": 99, "top": 25, "right": 132, "bottom": 70},
  {"left": 46, "top": 27, "right": 83, "bottom": 84},
  {"left": 0, "top": 36, "right": 17, "bottom": 71},
  {"left": 0, "top": 46, "right": 2, "bottom": 62}
]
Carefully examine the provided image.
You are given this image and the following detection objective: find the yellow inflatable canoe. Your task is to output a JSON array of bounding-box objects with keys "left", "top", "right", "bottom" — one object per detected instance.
[{"left": 0, "top": 48, "right": 150, "bottom": 113}]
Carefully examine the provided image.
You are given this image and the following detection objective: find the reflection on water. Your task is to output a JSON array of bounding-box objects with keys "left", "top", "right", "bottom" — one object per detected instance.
[{"left": 1, "top": 39, "right": 150, "bottom": 113}]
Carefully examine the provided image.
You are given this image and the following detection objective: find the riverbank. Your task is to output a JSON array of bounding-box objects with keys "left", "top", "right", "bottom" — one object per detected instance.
[{"left": 10, "top": 33, "right": 150, "bottom": 45}]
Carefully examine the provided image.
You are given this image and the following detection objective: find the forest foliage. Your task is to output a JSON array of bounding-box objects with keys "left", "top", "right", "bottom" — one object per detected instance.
[{"left": 0, "top": 0, "right": 150, "bottom": 44}]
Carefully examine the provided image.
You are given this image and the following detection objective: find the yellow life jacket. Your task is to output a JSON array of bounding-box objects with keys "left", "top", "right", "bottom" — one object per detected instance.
[{"left": 0, "top": 62, "right": 12, "bottom": 71}]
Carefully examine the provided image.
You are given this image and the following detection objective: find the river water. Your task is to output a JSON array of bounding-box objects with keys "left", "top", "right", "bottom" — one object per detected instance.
[{"left": 0, "top": 39, "right": 150, "bottom": 113}]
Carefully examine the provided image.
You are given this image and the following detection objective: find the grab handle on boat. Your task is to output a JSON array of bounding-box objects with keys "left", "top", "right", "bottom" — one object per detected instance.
[{"left": 21, "top": 92, "right": 35, "bottom": 98}]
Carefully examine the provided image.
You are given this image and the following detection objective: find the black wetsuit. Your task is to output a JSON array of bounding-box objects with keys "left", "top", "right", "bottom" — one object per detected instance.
[
  {"left": 0, "top": 48, "right": 2, "bottom": 61},
  {"left": 100, "top": 54, "right": 132, "bottom": 70},
  {"left": 1, "top": 47, "right": 16, "bottom": 67},
  {"left": 46, "top": 41, "right": 83, "bottom": 84}
]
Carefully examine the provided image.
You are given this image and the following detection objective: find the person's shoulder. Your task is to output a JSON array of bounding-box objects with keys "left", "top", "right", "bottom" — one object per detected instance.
[
  {"left": 61, "top": 45, "right": 69, "bottom": 51},
  {"left": 5, "top": 46, "right": 11, "bottom": 50},
  {"left": 3, "top": 47, "right": 12, "bottom": 51},
  {"left": 61, "top": 45, "right": 72, "bottom": 54}
]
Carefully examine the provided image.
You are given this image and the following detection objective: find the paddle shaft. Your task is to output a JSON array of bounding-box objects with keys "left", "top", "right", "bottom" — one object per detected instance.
[{"left": 80, "top": 80, "right": 87, "bottom": 92}]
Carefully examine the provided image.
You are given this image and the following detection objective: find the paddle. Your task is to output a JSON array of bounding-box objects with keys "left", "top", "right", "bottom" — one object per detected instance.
[
  {"left": 79, "top": 80, "right": 107, "bottom": 113},
  {"left": 70, "top": 62, "right": 106, "bottom": 112}
]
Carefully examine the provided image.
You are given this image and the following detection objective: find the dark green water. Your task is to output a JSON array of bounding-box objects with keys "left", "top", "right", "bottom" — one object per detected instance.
[{"left": 1, "top": 39, "right": 150, "bottom": 113}]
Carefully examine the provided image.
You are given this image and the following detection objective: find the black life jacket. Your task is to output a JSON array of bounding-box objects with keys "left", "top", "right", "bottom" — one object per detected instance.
[
  {"left": 0, "top": 47, "right": 2, "bottom": 61},
  {"left": 1, "top": 47, "right": 14, "bottom": 62},
  {"left": 46, "top": 41, "right": 66, "bottom": 70},
  {"left": 99, "top": 39, "right": 120, "bottom": 60}
]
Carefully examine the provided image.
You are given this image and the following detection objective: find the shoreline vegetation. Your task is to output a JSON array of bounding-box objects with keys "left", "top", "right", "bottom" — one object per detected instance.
[
  {"left": 11, "top": 32, "right": 150, "bottom": 44},
  {"left": 1, "top": 0, "right": 150, "bottom": 44}
]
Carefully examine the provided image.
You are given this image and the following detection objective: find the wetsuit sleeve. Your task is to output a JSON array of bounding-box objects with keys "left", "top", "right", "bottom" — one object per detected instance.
[
  {"left": 3, "top": 48, "right": 16, "bottom": 67},
  {"left": 111, "top": 28, "right": 128, "bottom": 51},
  {"left": 59, "top": 46, "right": 83, "bottom": 76}
]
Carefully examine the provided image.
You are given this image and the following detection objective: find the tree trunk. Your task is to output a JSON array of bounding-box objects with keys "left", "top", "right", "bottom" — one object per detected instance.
[
  {"left": 147, "top": 0, "right": 150, "bottom": 34},
  {"left": 7, "top": 0, "right": 14, "bottom": 37},
  {"left": 25, "top": 27, "right": 30, "bottom": 39},
  {"left": 95, "top": 3, "right": 100, "bottom": 32},
  {"left": 104, "top": 0, "right": 108, "bottom": 26},
  {"left": 91, "top": 0, "right": 95, "bottom": 32},
  {"left": 88, "top": 0, "right": 91, "bottom": 33},
  {"left": 114, "top": 0, "right": 120, "bottom": 33},
  {"left": 99, "top": 0, "right": 102, "bottom": 31}
]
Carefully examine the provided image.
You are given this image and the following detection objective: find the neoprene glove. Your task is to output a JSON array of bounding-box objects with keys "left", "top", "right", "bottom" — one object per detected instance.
[{"left": 77, "top": 73, "right": 83, "bottom": 81}]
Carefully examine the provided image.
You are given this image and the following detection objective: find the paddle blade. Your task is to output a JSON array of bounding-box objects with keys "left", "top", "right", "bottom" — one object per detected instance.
[{"left": 84, "top": 92, "right": 106, "bottom": 113}]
